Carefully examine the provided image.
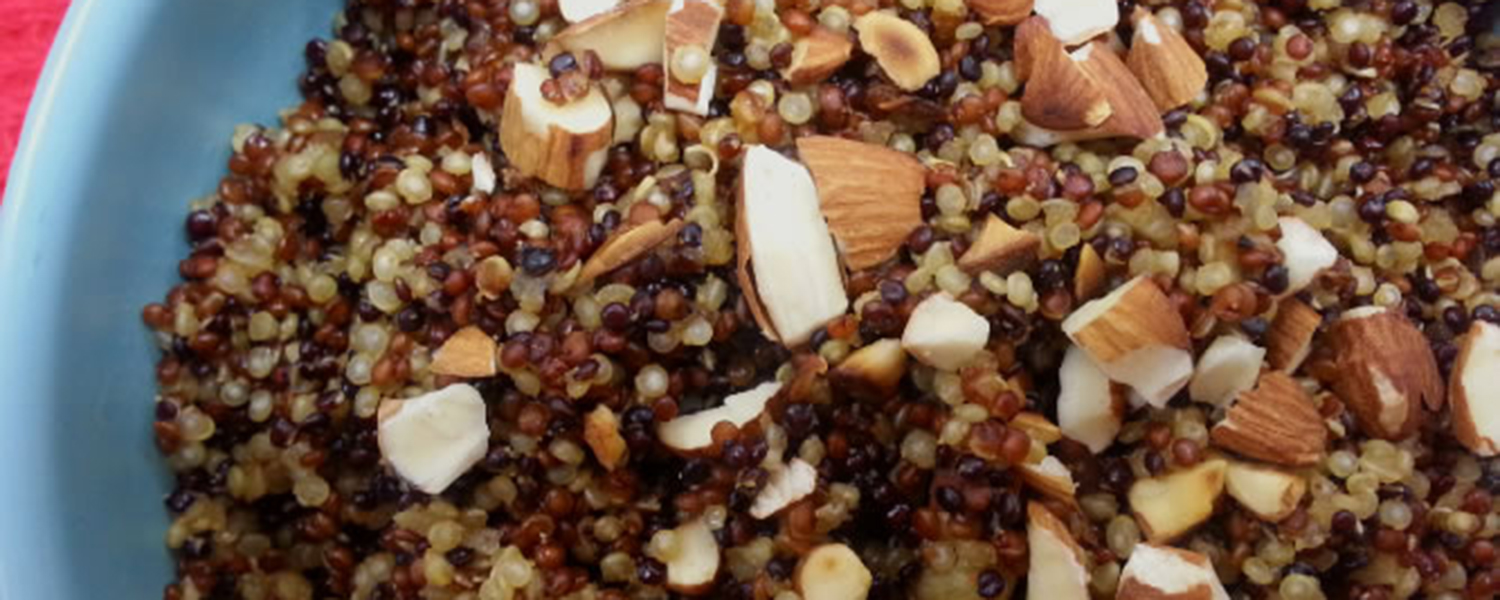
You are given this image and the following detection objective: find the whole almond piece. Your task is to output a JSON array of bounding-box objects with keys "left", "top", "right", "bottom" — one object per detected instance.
[
  {"left": 1210, "top": 371, "right": 1327, "bottom": 466},
  {"left": 1328, "top": 307, "right": 1443, "bottom": 440},
  {"left": 782, "top": 28, "right": 854, "bottom": 85},
  {"left": 958, "top": 214, "right": 1041, "bottom": 275},
  {"left": 967, "top": 0, "right": 1033, "bottom": 25},
  {"left": 854, "top": 12, "right": 941, "bottom": 91},
  {"left": 578, "top": 218, "right": 685, "bottom": 286},
  {"left": 430, "top": 326, "right": 499, "bottom": 378},
  {"left": 1266, "top": 298, "right": 1322, "bottom": 372},
  {"left": 1127, "top": 8, "right": 1209, "bottom": 111},
  {"left": 1449, "top": 320, "right": 1500, "bottom": 456},
  {"left": 797, "top": 136, "right": 926, "bottom": 270}
]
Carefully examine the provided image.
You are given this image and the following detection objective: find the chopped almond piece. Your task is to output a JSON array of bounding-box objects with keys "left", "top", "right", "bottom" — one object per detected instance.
[
  {"left": 797, "top": 136, "right": 926, "bottom": 270},
  {"left": 901, "top": 293, "right": 990, "bottom": 371},
  {"left": 1328, "top": 307, "right": 1443, "bottom": 440},
  {"left": 1452, "top": 321, "right": 1500, "bottom": 456},
  {"left": 958, "top": 214, "right": 1041, "bottom": 276},
  {"left": 1128, "top": 459, "right": 1227, "bottom": 542},
  {"left": 1127, "top": 8, "right": 1209, "bottom": 111},
  {"left": 377, "top": 384, "right": 491, "bottom": 495},
  {"left": 560, "top": 0, "right": 622, "bottom": 22},
  {"left": 547, "top": 0, "right": 670, "bottom": 71},
  {"left": 1224, "top": 461, "right": 1306, "bottom": 521},
  {"left": 1275, "top": 217, "right": 1338, "bottom": 296},
  {"left": 1188, "top": 335, "right": 1266, "bottom": 406},
  {"left": 1210, "top": 371, "right": 1327, "bottom": 466},
  {"left": 658, "top": 382, "right": 781, "bottom": 452},
  {"left": 1058, "top": 345, "right": 1126, "bottom": 454},
  {"left": 578, "top": 219, "right": 685, "bottom": 286},
  {"left": 853, "top": 12, "right": 941, "bottom": 91},
  {"left": 1117, "top": 544, "right": 1231, "bottom": 600},
  {"left": 1062, "top": 276, "right": 1193, "bottom": 406},
  {"left": 584, "top": 405, "right": 628, "bottom": 471},
  {"left": 1266, "top": 298, "right": 1322, "bottom": 372},
  {"left": 499, "top": 63, "right": 614, "bottom": 190},
  {"left": 751, "top": 459, "right": 818, "bottom": 518},
  {"left": 1033, "top": 0, "right": 1119, "bottom": 45},
  {"left": 782, "top": 28, "right": 854, "bottom": 85},
  {"left": 1026, "top": 503, "right": 1091, "bottom": 600},
  {"left": 967, "top": 0, "right": 1033, "bottom": 25},
  {"left": 1074, "top": 243, "right": 1107, "bottom": 301},
  {"left": 663, "top": 0, "right": 723, "bottom": 115},
  {"left": 1019, "top": 456, "right": 1078, "bottom": 505},
  {"left": 648, "top": 517, "right": 720, "bottom": 595},
  {"left": 429, "top": 326, "right": 498, "bottom": 378},
  {"left": 830, "top": 338, "right": 907, "bottom": 399},
  {"left": 797, "top": 544, "right": 873, "bottom": 600}
]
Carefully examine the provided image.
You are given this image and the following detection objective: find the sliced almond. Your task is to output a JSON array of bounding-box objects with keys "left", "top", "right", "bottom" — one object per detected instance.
[
  {"left": 1026, "top": 502, "right": 1090, "bottom": 600},
  {"left": 1188, "top": 335, "right": 1266, "bottom": 406},
  {"left": 1275, "top": 217, "right": 1338, "bottom": 296},
  {"left": 1018, "top": 19, "right": 1113, "bottom": 130},
  {"left": 1127, "top": 8, "right": 1209, "bottom": 111},
  {"left": 663, "top": 0, "right": 723, "bottom": 116},
  {"left": 658, "top": 381, "right": 781, "bottom": 452},
  {"left": 584, "top": 405, "right": 629, "bottom": 471},
  {"left": 853, "top": 11, "right": 941, "bottom": 92},
  {"left": 797, "top": 136, "right": 926, "bottom": 270},
  {"left": 958, "top": 214, "right": 1041, "bottom": 276},
  {"left": 560, "top": 0, "right": 622, "bottom": 22},
  {"left": 901, "top": 293, "right": 991, "bottom": 371},
  {"left": 1058, "top": 345, "right": 1126, "bottom": 454},
  {"left": 578, "top": 218, "right": 686, "bottom": 285},
  {"left": 967, "top": 0, "right": 1033, "bottom": 25},
  {"left": 1224, "top": 461, "right": 1307, "bottom": 522},
  {"left": 830, "top": 338, "right": 907, "bottom": 399},
  {"left": 1074, "top": 243, "right": 1106, "bottom": 301},
  {"left": 1266, "top": 298, "right": 1322, "bottom": 372},
  {"left": 736, "top": 145, "right": 850, "bottom": 346},
  {"left": 1128, "top": 458, "right": 1226, "bottom": 542},
  {"left": 1019, "top": 456, "right": 1078, "bottom": 505},
  {"left": 1012, "top": 412, "right": 1063, "bottom": 445},
  {"left": 1452, "top": 321, "right": 1500, "bottom": 456},
  {"left": 797, "top": 544, "right": 873, "bottom": 600},
  {"left": 782, "top": 28, "right": 855, "bottom": 85},
  {"left": 648, "top": 517, "right": 720, "bottom": 594},
  {"left": 1328, "top": 307, "right": 1443, "bottom": 440},
  {"left": 751, "top": 459, "right": 819, "bottom": 519},
  {"left": 429, "top": 326, "right": 499, "bottom": 378},
  {"left": 1071, "top": 41, "right": 1166, "bottom": 140},
  {"left": 499, "top": 63, "right": 614, "bottom": 190},
  {"left": 1210, "top": 371, "right": 1327, "bottom": 466},
  {"left": 1117, "top": 544, "right": 1231, "bottom": 600},
  {"left": 547, "top": 0, "right": 671, "bottom": 71},
  {"left": 1033, "top": 0, "right": 1119, "bottom": 45},
  {"left": 1062, "top": 276, "right": 1193, "bottom": 406},
  {"left": 377, "top": 384, "right": 491, "bottom": 495}
]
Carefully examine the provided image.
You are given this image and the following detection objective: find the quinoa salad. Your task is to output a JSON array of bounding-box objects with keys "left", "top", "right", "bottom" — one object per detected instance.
[{"left": 141, "top": 0, "right": 1500, "bottom": 598}]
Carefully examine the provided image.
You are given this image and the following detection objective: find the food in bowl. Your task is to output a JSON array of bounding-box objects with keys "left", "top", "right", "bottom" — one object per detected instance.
[{"left": 139, "top": 0, "right": 1500, "bottom": 598}]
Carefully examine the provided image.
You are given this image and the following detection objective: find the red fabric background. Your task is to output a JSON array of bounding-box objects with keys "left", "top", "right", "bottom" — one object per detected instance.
[{"left": 0, "top": 0, "right": 69, "bottom": 200}]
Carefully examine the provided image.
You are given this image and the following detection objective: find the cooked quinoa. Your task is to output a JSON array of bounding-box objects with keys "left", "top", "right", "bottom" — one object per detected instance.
[{"left": 142, "top": 0, "right": 1500, "bottom": 598}]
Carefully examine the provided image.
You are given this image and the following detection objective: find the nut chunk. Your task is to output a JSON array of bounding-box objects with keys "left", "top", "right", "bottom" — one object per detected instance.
[
  {"left": 902, "top": 293, "right": 990, "bottom": 371},
  {"left": 1058, "top": 345, "right": 1125, "bottom": 454},
  {"left": 1117, "top": 544, "right": 1230, "bottom": 600},
  {"left": 1026, "top": 503, "right": 1090, "bottom": 600},
  {"left": 1062, "top": 276, "right": 1193, "bottom": 407},
  {"left": 797, "top": 544, "right": 873, "bottom": 600},
  {"left": 853, "top": 11, "right": 940, "bottom": 91},
  {"left": 1451, "top": 320, "right": 1500, "bottom": 456},
  {"left": 377, "top": 384, "right": 491, "bottom": 495},
  {"left": 1128, "top": 459, "right": 1226, "bottom": 542},
  {"left": 499, "top": 63, "right": 613, "bottom": 190},
  {"left": 1328, "top": 306, "right": 1443, "bottom": 440}
]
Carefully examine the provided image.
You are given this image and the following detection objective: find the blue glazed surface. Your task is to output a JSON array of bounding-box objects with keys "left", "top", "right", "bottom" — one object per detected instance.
[{"left": 0, "top": 2, "right": 336, "bottom": 597}]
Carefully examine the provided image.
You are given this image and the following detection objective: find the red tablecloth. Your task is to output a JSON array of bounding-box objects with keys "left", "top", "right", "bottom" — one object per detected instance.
[{"left": 0, "top": 0, "right": 69, "bottom": 200}]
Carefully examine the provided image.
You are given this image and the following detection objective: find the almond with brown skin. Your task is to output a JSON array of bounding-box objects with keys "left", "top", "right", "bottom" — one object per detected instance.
[
  {"left": 1117, "top": 544, "right": 1231, "bottom": 600},
  {"left": 782, "top": 28, "right": 854, "bottom": 85},
  {"left": 663, "top": 0, "right": 723, "bottom": 115},
  {"left": 1266, "top": 297, "right": 1322, "bottom": 372},
  {"left": 1026, "top": 502, "right": 1091, "bottom": 600},
  {"left": 1072, "top": 41, "right": 1166, "bottom": 139},
  {"left": 854, "top": 11, "right": 941, "bottom": 91},
  {"left": 957, "top": 214, "right": 1041, "bottom": 275},
  {"left": 577, "top": 218, "right": 685, "bottom": 286},
  {"left": 547, "top": 0, "right": 670, "bottom": 71},
  {"left": 429, "top": 326, "right": 499, "bottom": 378},
  {"left": 829, "top": 338, "right": 907, "bottom": 399},
  {"left": 1328, "top": 306, "right": 1443, "bottom": 440},
  {"left": 1062, "top": 276, "right": 1193, "bottom": 406},
  {"left": 1210, "top": 371, "right": 1327, "bottom": 466},
  {"left": 584, "top": 405, "right": 628, "bottom": 471},
  {"left": 967, "top": 0, "right": 1033, "bottom": 26},
  {"left": 1074, "top": 243, "right": 1106, "bottom": 301},
  {"left": 499, "top": 63, "right": 614, "bottom": 190},
  {"left": 1449, "top": 320, "right": 1500, "bottom": 456},
  {"left": 797, "top": 136, "right": 926, "bottom": 270},
  {"left": 1126, "top": 8, "right": 1209, "bottom": 111},
  {"left": 1017, "top": 18, "right": 1113, "bottom": 130}
]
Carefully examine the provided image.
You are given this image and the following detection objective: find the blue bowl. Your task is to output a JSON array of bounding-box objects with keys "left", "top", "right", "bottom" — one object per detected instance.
[{"left": 0, "top": 2, "right": 337, "bottom": 597}]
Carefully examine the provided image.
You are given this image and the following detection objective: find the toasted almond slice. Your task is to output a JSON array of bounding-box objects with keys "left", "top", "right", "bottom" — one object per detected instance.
[
  {"left": 1026, "top": 502, "right": 1090, "bottom": 600},
  {"left": 648, "top": 517, "right": 720, "bottom": 594},
  {"left": 377, "top": 384, "right": 491, "bottom": 495},
  {"left": 958, "top": 214, "right": 1041, "bottom": 276},
  {"left": 547, "top": 0, "right": 671, "bottom": 71},
  {"left": 1012, "top": 412, "right": 1063, "bottom": 444},
  {"left": 901, "top": 293, "right": 991, "bottom": 371},
  {"left": 561, "top": 0, "right": 623, "bottom": 22},
  {"left": 1058, "top": 345, "right": 1126, "bottom": 454},
  {"left": 854, "top": 11, "right": 941, "bottom": 92},
  {"left": 663, "top": 0, "right": 723, "bottom": 115},
  {"left": 782, "top": 28, "right": 855, "bottom": 85},
  {"left": 1071, "top": 41, "right": 1166, "bottom": 140},
  {"left": 830, "top": 338, "right": 907, "bottom": 399},
  {"left": 1019, "top": 456, "right": 1078, "bottom": 505},
  {"left": 1451, "top": 321, "right": 1500, "bottom": 456},
  {"left": 967, "top": 0, "right": 1033, "bottom": 25},
  {"left": 499, "top": 63, "right": 614, "bottom": 190},
  {"left": 797, "top": 136, "right": 926, "bottom": 270},
  {"left": 658, "top": 381, "right": 781, "bottom": 452},
  {"left": 1275, "top": 217, "right": 1338, "bottom": 296},
  {"left": 737, "top": 145, "right": 850, "bottom": 346},
  {"left": 1188, "top": 335, "right": 1266, "bottom": 406},
  {"left": 1328, "top": 307, "right": 1443, "bottom": 440},
  {"left": 1062, "top": 276, "right": 1193, "bottom": 406},
  {"left": 1127, "top": 8, "right": 1209, "bottom": 111},
  {"left": 1128, "top": 459, "right": 1227, "bottom": 542},
  {"left": 797, "top": 544, "right": 873, "bottom": 600},
  {"left": 1210, "top": 371, "right": 1327, "bottom": 466},
  {"left": 1033, "top": 0, "right": 1119, "bottom": 45},
  {"left": 584, "top": 405, "right": 629, "bottom": 471},
  {"left": 429, "top": 326, "right": 499, "bottom": 378},
  {"left": 1018, "top": 20, "right": 1113, "bottom": 130},
  {"left": 1224, "top": 461, "right": 1307, "bottom": 521},
  {"left": 1074, "top": 243, "right": 1107, "bottom": 301},
  {"left": 578, "top": 218, "right": 685, "bottom": 285},
  {"left": 752, "top": 459, "right": 819, "bottom": 519},
  {"left": 1117, "top": 544, "right": 1231, "bottom": 600},
  {"left": 1267, "top": 297, "right": 1322, "bottom": 372}
]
